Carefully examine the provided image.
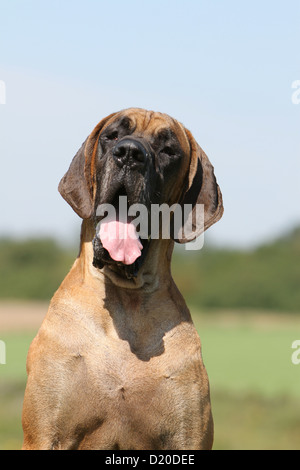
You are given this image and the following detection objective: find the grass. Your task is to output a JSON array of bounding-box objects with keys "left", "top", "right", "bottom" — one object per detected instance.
[
  {"left": 1, "top": 309, "right": 300, "bottom": 450},
  {"left": 212, "top": 392, "right": 300, "bottom": 450},
  {"left": 0, "top": 332, "right": 34, "bottom": 381},
  {"left": 194, "top": 311, "right": 300, "bottom": 398},
  {"left": 0, "top": 381, "right": 25, "bottom": 450},
  {"left": 0, "top": 332, "right": 35, "bottom": 450}
]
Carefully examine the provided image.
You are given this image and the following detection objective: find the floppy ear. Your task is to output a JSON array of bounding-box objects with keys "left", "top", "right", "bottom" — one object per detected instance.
[
  {"left": 174, "top": 129, "right": 224, "bottom": 243},
  {"left": 58, "top": 139, "right": 93, "bottom": 219},
  {"left": 58, "top": 112, "right": 118, "bottom": 219}
]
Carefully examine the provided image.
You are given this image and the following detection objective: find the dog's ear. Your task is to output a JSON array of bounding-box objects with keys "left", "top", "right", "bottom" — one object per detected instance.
[
  {"left": 58, "top": 112, "right": 117, "bottom": 219},
  {"left": 58, "top": 139, "right": 93, "bottom": 219},
  {"left": 173, "top": 129, "right": 224, "bottom": 243}
]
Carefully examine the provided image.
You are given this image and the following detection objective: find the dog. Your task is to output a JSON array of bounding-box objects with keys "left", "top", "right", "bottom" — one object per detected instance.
[{"left": 22, "top": 108, "right": 223, "bottom": 450}]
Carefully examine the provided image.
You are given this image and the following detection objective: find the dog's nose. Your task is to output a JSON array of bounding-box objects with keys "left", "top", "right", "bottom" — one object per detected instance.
[{"left": 113, "top": 139, "right": 148, "bottom": 169}]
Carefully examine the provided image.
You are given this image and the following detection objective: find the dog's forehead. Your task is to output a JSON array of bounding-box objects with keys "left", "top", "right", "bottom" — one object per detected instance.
[{"left": 106, "top": 108, "right": 190, "bottom": 152}]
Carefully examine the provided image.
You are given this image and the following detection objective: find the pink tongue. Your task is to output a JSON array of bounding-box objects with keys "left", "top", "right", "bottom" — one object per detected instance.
[{"left": 99, "top": 219, "right": 143, "bottom": 265}]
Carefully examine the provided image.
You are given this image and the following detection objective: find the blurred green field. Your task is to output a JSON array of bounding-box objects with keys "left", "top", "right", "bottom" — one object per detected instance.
[{"left": 1, "top": 307, "right": 300, "bottom": 450}]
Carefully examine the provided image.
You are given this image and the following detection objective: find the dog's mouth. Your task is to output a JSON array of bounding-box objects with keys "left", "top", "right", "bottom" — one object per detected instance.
[{"left": 92, "top": 185, "right": 151, "bottom": 279}]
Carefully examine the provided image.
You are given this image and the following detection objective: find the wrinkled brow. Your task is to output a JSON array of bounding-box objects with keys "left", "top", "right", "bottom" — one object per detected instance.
[
  {"left": 114, "top": 116, "right": 133, "bottom": 130},
  {"left": 155, "top": 128, "right": 178, "bottom": 142}
]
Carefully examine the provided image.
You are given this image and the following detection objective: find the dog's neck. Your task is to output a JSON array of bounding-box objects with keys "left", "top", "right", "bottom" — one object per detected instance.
[{"left": 78, "top": 219, "right": 174, "bottom": 292}]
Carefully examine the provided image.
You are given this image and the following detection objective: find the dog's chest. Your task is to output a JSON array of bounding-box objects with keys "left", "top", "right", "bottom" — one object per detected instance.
[
  {"left": 76, "top": 328, "right": 199, "bottom": 405},
  {"left": 59, "top": 325, "right": 204, "bottom": 450}
]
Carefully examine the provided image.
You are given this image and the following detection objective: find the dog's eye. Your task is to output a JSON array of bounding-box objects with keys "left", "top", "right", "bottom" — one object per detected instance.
[
  {"left": 161, "top": 146, "right": 176, "bottom": 157},
  {"left": 105, "top": 131, "right": 119, "bottom": 141}
]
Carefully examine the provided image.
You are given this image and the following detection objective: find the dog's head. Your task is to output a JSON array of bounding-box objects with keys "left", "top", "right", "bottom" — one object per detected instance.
[{"left": 59, "top": 108, "right": 223, "bottom": 279}]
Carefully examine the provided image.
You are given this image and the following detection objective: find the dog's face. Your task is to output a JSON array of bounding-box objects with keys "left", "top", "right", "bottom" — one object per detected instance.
[
  {"left": 59, "top": 108, "right": 223, "bottom": 279},
  {"left": 95, "top": 109, "right": 190, "bottom": 211}
]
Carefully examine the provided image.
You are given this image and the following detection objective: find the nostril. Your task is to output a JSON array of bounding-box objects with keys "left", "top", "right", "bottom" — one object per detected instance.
[
  {"left": 113, "top": 144, "right": 128, "bottom": 167},
  {"left": 113, "top": 145, "right": 126, "bottom": 158},
  {"left": 131, "top": 147, "right": 146, "bottom": 163}
]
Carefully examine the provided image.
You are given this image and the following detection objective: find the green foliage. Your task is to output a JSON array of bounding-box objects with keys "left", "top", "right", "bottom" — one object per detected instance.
[
  {"left": 0, "top": 238, "right": 76, "bottom": 300},
  {"left": 172, "top": 227, "right": 300, "bottom": 312},
  {"left": 0, "top": 227, "right": 299, "bottom": 311}
]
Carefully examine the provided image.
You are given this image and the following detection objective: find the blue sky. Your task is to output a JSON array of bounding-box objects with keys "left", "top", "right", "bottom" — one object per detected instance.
[{"left": 0, "top": 0, "right": 299, "bottom": 247}]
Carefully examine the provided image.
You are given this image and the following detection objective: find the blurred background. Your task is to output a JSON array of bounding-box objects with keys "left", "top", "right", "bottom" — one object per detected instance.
[{"left": 0, "top": 0, "right": 299, "bottom": 450}]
